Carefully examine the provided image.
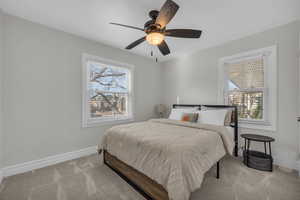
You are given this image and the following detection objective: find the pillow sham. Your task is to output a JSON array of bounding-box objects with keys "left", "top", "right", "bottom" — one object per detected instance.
[
  {"left": 197, "top": 109, "right": 228, "bottom": 126},
  {"left": 168, "top": 108, "right": 199, "bottom": 120},
  {"left": 224, "top": 109, "right": 233, "bottom": 126},
  {"left": 201, "top": 107, "right": 234, "bottom": 126},
  {"left": 181, "top": 113, "right": 199, "bottom": 122}
]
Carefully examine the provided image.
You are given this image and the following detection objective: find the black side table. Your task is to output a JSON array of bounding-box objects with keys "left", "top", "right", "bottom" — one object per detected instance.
[{"left": 241, "top": 134, "right": 275, "bottom": 172}]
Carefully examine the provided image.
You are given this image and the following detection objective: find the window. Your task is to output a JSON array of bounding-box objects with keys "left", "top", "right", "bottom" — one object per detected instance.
[
  {"left": 226, "top": 57, "right": 265, "bottom": 121},
  {"left": 82, "top": 54, "right": 134, "bottom": 127},
  {"left": 218, "top": 46, "right": 277, "bottom": 131}
]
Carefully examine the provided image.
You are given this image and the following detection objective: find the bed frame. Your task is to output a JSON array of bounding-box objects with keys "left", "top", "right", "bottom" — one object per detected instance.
[{"left": 102, "top": 104, "right": 238, "bottom": 200}]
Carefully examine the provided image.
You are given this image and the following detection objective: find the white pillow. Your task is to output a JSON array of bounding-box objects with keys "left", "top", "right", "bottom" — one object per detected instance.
[
  {"left": 197, "top": 109, "right": 228, "bottom": 126},
  {"left": 201, "top": 107, "right": 233, "bottom": 126},
  {"left": 168, "top": 108, "right": 199, "bottom": 120}
]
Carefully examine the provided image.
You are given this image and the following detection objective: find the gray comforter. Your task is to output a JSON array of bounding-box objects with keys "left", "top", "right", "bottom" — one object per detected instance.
[{"left": 100, "top": 119, "right": 234, "bottom": 200}]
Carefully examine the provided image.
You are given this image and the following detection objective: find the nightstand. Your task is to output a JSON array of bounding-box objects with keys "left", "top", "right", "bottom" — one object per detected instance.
[{"left": 241, "top": 134, "right": 275, "bottom": 172}]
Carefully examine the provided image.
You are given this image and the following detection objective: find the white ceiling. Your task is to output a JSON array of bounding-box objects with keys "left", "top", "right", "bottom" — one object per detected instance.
[{"left": 1, "top": 0, "right": 300, "bottom": 61}]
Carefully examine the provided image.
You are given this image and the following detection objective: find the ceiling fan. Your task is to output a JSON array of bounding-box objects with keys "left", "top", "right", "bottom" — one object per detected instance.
[{"left": 110, "top": 0, "right": 202, "bottom": 56}]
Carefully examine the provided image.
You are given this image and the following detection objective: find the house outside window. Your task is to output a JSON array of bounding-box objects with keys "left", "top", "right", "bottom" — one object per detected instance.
[
  {"left": 218, "top": 46, "right": 277, "bottom": 131},
  {"left": 82, "top": 54, "right": 134, "bottom": 127}
]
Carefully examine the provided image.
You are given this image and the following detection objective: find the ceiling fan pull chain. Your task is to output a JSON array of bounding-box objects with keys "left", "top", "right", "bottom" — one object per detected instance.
[{"left": 151, "top": 46, "right": 158, "bottom": 62}]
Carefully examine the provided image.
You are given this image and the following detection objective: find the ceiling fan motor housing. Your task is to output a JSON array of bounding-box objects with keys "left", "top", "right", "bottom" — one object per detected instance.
[
  {"left": 144, "top": 20, "right": 155, "bottom": 29},
  {"left": 145, "top": 24, "right": 163, "bottom": 34},
  {"left": 144, "top": 10, "right": 162, "bottom": 34}
]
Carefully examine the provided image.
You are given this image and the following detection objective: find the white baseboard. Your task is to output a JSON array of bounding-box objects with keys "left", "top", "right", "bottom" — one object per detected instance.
[{"left": 2, "top": 146, "right": 98, "bottom": 177}]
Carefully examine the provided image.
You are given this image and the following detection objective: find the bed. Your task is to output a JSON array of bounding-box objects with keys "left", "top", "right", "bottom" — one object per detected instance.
[{"left": 99, "top": 104, "right": 238, "bottom": 200}]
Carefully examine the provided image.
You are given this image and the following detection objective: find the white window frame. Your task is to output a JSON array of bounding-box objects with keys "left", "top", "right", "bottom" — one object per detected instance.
[
  {"left": 218, "top": 46, "right": 277, "bottom": 131},
  {"left": 82, "top": 53, "right": 134, "bottom": 127}
]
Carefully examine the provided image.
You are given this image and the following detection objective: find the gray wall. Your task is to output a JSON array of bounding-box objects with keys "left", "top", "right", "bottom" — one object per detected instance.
[
  {"left": 162, "top": 21, "right": 300, "bottom": 170},
  {"left": 2, "top": 14, "right": 162, "bottom": 166},
  {"left": 0, "top": 10, "right": 4, "bottom": 170}
]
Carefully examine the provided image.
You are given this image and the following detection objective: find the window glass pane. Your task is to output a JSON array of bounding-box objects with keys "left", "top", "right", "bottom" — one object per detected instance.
[
  {"left": 88, "top": 61, "right": 129, "bottom": 93},
  {"left": 228, "top": 91, "right": 263, "bottom": 120},
  {"left": 89, "top": 92, "right": 128, "bottom": 118},
  {"left": 87, "top": 60, "right": 130, "bottom": 119},
  {"left": 227, "top": 58, "right": 264, "bottom": 89}
]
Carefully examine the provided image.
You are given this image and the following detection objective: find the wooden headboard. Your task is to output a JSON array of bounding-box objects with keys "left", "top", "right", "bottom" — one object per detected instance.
[{"left": 172, "top": 104, "right": 238, "bottom": 157}]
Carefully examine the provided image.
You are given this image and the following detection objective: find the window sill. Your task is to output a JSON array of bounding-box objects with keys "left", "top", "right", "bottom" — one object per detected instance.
[
  {"left": 82, "top": 117, "right": 134, "bottom": 128},
  {"left": 239, "top": 120, "right": 275, "bottom": 131}
]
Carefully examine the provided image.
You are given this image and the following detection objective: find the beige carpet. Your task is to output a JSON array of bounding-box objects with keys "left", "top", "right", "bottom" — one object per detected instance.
[{"left": 0, "top": 154, "right": 299, "bottom": 200}]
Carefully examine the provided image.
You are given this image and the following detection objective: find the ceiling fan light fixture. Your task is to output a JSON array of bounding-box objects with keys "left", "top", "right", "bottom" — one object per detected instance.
[{"left": 146, "top": 32, "right": 165, "bottom": 45}]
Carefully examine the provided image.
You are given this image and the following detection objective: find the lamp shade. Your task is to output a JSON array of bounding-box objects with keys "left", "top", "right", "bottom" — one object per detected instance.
[{"left": 155, "top": 104, "right": 167, "bottom": 118}]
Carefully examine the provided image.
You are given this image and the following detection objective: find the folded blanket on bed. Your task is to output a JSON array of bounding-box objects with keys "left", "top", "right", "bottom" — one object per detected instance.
[{"left": 100, "top": 119, "right": 234, "bottom": 200}]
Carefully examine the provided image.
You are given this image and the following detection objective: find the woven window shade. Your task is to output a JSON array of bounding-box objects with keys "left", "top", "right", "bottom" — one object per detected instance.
[{"left": 227, "top": 58, "right": 264, "bottom": 89}]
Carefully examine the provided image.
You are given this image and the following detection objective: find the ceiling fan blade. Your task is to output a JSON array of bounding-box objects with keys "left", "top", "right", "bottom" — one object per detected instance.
[
  {"left": 155, "top": 0, "right": 179, "bottom": 29},
  {"left": 165, "top": 29, "right": 202, "bottom": 38},
  {"left": 125, "top": 36, "right": 146, "bottom": 49},
  {"left": 110, "top": 23, "right": 144, "bottom": 31},
  {"left": 158, "top": 40, "right": 170, "bottom": 56}
]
